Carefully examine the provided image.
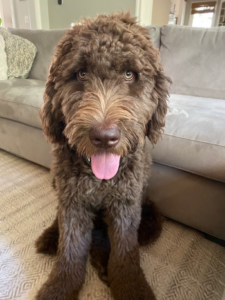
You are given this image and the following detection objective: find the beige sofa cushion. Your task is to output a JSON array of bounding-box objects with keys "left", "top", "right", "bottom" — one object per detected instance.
[
  {"left": 151, "top": 94, "right": 225, "bottom": 183},
  {"left": 146, "top": 26, "right": 161, "bottom": 49},
  {"left": 160, "top": 26, "right": 225, "bottom": 100},
  {"left": 0, "top": 79, "right": 45, "bottom": 129}
]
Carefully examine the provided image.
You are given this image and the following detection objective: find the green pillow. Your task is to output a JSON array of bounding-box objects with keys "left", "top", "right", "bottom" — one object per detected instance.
[{"left": 0, "top": 27, "right": 37, "bottom": 79}]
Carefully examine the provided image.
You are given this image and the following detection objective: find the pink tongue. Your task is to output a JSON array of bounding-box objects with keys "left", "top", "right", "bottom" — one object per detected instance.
[{"left": 91, "top": 152, "right": 120, "bottom": 180}]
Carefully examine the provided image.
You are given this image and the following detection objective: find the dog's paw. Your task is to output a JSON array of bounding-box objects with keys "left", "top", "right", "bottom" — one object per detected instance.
[
  {"left": 90, "top": 226, "right": 110, "bottom": 285},
  {"left": 35, "top": 226, "right": 59, "bottom": 255},
  {"left": 36, "top": 283, "right": 79, "bottom": 300},
  {"left": 110, "top": 277, "right": 156, "bottom": 300},
  {"left": 90, "top": 255, "right": 109, "bottom": 285},
  {"left": 109, "top": 260, "right": 157, "bottom": 300},
  {"left": 138, "top": 200, "right": 164, "bottom": 246}
]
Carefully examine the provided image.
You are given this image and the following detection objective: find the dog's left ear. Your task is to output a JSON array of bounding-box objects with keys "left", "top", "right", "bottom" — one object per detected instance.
[
  {"left": 39, "top": 29, "right": 76, "bottom": 145},
  {"left": 146, "top": 66, "right": 171, "bottom": 145}
]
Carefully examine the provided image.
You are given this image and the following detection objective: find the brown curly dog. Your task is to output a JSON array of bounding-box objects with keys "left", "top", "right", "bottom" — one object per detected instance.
[{"left": 35, "top": 12, "right": 170, "bottom": 300}]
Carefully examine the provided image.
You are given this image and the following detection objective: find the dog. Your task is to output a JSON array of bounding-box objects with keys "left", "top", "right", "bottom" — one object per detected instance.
[{"left": 35, "top": 12, "right": 170, "bottom": 300}]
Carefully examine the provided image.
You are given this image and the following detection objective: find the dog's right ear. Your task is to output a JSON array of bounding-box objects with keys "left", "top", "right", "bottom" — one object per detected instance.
[{"left": 39, "top": 31, "right": 75, "bottom": 144}]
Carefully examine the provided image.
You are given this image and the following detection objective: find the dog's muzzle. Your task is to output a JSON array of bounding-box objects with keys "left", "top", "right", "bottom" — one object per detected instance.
[{"left": 88, "top": 124, "right": 121, "bottom": 180}]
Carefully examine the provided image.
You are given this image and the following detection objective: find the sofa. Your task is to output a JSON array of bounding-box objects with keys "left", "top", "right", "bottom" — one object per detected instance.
[{"left": 0, "top": 25, "right": 224, "bottom": 241}]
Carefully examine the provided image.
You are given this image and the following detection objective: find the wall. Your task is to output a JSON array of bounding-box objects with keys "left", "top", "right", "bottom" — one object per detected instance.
[
  {"left": 184, "top": 0, "right": 221, "bottom": 26},
  {"left": 171, "top": 0, "right": 187, "bottom": 25},
  {"left": 47, "top": 0, "right": 136, "bottom": 29},
  {"left": 28, "top": 0, "right": 38, "bottom": 29},
  {"left": 177, "top": 0, "right": 187, "bottom": 25},
  {"left": 12, "top": 0, "right": 30, "bottom": 29},
  {"left": 0, "top": 0, "right": 13, "bottom": 28},
  {"left": 37, "top": 0, "right": 49, "bottom": 29},
  {"left": 137, "top": 0, "right": 154, "bottom": 25},
  {"left": 0, "top": 0, "right": 40, "bottom": 29},
  {"left": 151, "top": 0, "right": 171, "bottom": 26}
]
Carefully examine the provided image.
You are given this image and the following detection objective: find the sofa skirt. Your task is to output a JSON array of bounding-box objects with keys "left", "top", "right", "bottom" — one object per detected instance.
[
  {"left": 147, "top": 162, "right": 225, "bottom": 240},
  {"left": 0, "top": 118, "right": 51, "bottom": 169}
]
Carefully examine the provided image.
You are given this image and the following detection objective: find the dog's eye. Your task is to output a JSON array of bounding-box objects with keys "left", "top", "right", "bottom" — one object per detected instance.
[
  {"left": 77, "top": 70, "right": 87, "bottom": 81},
  {"left": 124, "top": 71, "right": 134, "bottom": 81}
]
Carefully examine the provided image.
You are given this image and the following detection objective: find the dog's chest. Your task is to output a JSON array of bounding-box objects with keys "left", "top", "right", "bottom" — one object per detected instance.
[
  {"left": 54, "top": 165, "right": 145, "bottom": 210},
  {"left": 70, "top": 172, "right": 142, "bottom": 209},
  {"left": 52, "top": 145, "right": 151, "bottom": 209}
]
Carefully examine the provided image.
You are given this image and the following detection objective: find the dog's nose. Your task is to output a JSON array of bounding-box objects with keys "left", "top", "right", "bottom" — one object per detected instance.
[{"left": 89, "top": 126, "right": 120, "bottom": 148}]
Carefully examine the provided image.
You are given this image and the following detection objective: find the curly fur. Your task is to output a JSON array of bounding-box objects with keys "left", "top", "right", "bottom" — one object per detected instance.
[{"left": 35, "top": 12, "right": 170, "bottom": 300}]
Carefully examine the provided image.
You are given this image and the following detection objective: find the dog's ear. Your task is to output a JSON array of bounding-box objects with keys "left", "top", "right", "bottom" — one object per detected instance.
[
  {"left": 146, "top": 66, "right": 171, "bottom": 145},
  {"left": 39, "top": 80, "right": 66, "bottom": 145},
  {"left": 39, "top": 31, "right": 75, "bottom": 144}
]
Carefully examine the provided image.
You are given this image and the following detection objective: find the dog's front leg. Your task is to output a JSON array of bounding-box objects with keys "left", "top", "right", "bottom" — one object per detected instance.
[
  {"left": 106, "top": 202, "right": 156, "bottom": 300},
  {"left": 36, "top": 204, "right": 93, "bottom": 300}
]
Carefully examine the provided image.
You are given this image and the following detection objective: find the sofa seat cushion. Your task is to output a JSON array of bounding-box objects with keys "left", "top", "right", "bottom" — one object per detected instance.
[
  {"left": 0, "top": 79, "right": 45, "bottom": 129},
  {"left": 151, "top": 94, "right": 225, "bottom": 183}
]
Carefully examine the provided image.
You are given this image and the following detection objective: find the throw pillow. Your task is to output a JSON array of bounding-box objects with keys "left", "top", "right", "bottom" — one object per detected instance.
[
  {"left": 0, "top": 35, "right": 8, "bottom": 80},
  {"left": 0, "top": 27, "right": 37, "bottom": 79}
]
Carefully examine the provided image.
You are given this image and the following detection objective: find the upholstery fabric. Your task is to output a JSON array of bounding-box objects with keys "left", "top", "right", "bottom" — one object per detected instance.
[
  {"left": 0, "top": 35, "right": 8, "bottom": 80},
  {"left": 160, "top": 25, "right": 225, "bottom": 100},
  {"left": 0, "top": 79, "right": 45, "bottom": 128},
  {"left": 147, "top": 162, "right": 225, "bottom": 240},
  {"left": 151, "top": 94, "right": 225, "bottom": 183},
  {"left": 0, "top": 27, "right": 37, "bottom": 79},
  {"left": 146, "top": 26, "right": 161, "bottom": 49},
  {"left": 9, "top": 28, "right": 66, "bottom": 81},
  {"left": 0, "top": 118, "right": 51, "bottom": 168}
]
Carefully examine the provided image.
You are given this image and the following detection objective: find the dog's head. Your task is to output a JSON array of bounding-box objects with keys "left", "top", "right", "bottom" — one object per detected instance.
[{"left": 40, "top": 12, "right": 171, "bottom": 179}]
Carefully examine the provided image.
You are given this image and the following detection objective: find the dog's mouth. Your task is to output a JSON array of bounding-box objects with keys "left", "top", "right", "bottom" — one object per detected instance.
[
  {"left": 91, "top": 151, "right": 120, "bottom": 180},
  {"left": 85, "top": 151, "right": 120, "bottom": 180}
]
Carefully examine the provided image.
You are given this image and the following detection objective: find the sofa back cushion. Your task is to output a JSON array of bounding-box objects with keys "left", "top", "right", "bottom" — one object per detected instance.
[
  {"left": 146, "top": 26, "right": 161, "bottom": 49},
  {"left": 160, "top": 25, "right": 225, "bottom": 100},
  {"left": 9, "top": 28, "right": 66, "bottom": 81}
]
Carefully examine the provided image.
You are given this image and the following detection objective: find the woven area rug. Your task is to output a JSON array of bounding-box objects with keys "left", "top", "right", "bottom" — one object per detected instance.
[{"left": 0, "top": 149, "right": 225, "bottom": 300}]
